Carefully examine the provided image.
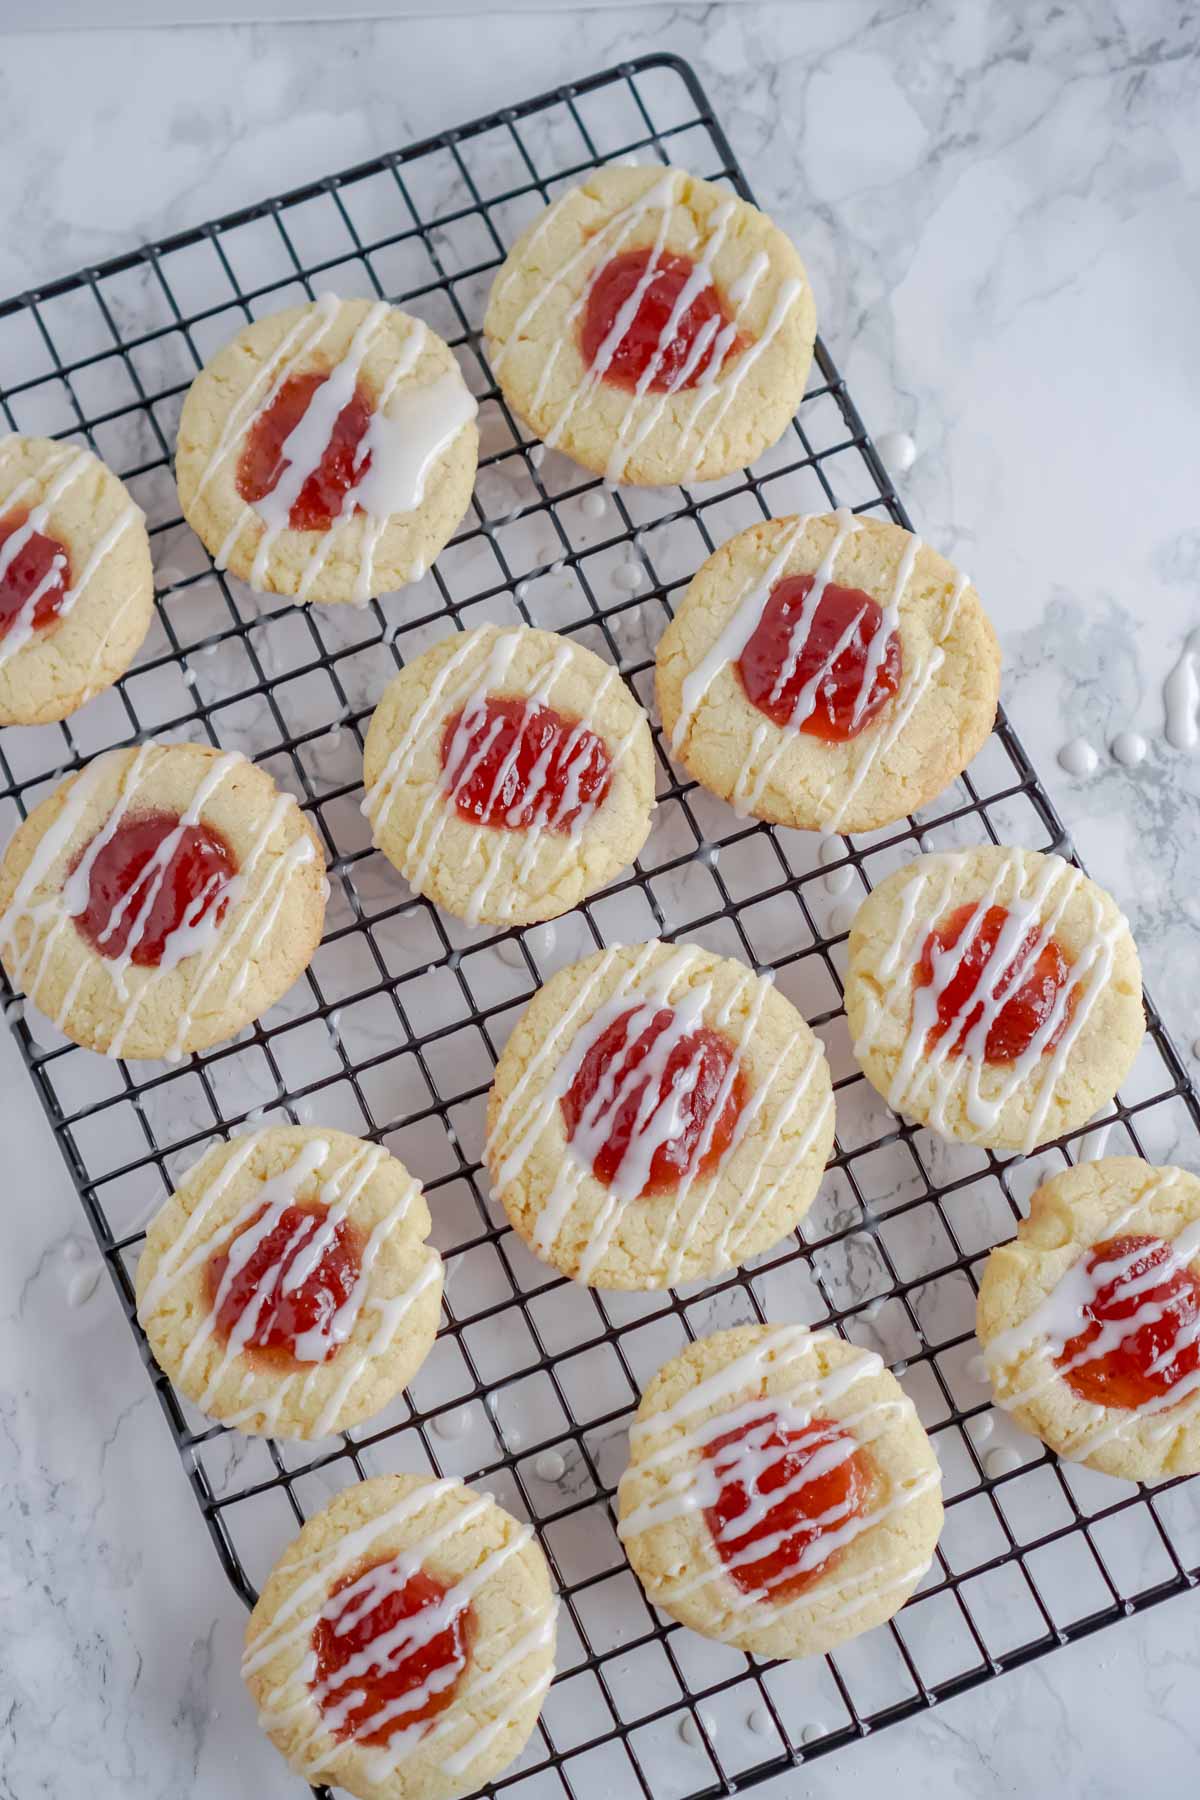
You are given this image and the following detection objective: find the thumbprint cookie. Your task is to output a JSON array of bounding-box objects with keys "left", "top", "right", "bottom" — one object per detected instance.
[
  {"left": 136, "top": 1127, "right": 443, "bottom": 1441},
  {"left": 656, "top": 509, "right": 1000, "bottom": 832},
  {"left": 176, "top": 296, "right": 478, "bottom": 605},
  {"left": 0, "top": 740, "right": 325, "bottom": 1060},
  {"left": 243, "top": 1473, "right": 557, "bottom": 1800},
  {"left": 485, "top": 940, "right": 835, "bottom": 1289},
  {"left": 978, "top": 1158, "right": 1200, "bottom": 1482},
  {"left": 484, "top": 165, "right": 815, "bottom": 486},
  {"left": 0, "top": 433, "right": 154, "bottom": 725},
  {"left": 617, "top": 1325, "right": 943, "bottom": 1659},
  {"left": 362, "top": 623, "right": 654, "bottom": 926},
  {"left": 844, "top": 845, "right": 1144, "bottom": 1153}
]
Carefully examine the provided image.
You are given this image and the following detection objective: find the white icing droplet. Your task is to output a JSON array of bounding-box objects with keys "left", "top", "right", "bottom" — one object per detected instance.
[
  {"left": 326, "top": 1008, "right": 343, "bottom": 1045},
  {"left": 580, "top": 491, "right": 608, "bottom": 520},
  {"left": 824, "top": 863, "right": 855, "bottom": 897},
  {"left": 529, "top": 445, "right": 546, "bottom": 468},
  {"left": 1110, "top": 730, "right": 1148, "bottom": 767},
  {"left": 534, "top": 1449, "right": 566, "bottom": 1483},
  {"left": 876, "top": 430, "right": 917, "bottom": 474},
  {"left": 1076, "top": 1121, "right": 1112, "bottom": 1162},
  {"left": 433, "top": 1406, "right": 471, "bottom": 1440},
  {"left": 1164, "top": 629, "right": 1200, "bottom": 750},
  {"left": 966, "top": 1352, "right": 987, "bottom": 1382},
  {"left": 67, "top": 1263, "right": 102, "bottom": 1308},
  {"left": 5, "top": 998, "right": 24, "bottom": 1025},
  {"left": 801, "top": 1722, "right": 826, "bottom": 1746},
  {"left": 985, "top": 1444, "right": 1022, "bottom": 1479},
  {"left": 1192, "top": 1038, "right": 1200, "bottom": 1061},
  {"left": 1057, "top": 736, "right": 1098, "bottom": 777},
  {"left": 612, "top": 559, "right": 644, "bottom": 592},
  {"left": 696, "top": 843, "right": 720, "bottom": 867},
  {"left": 829, "top": 899, "right": 858, "bottom": 935},
  {"left": 62, "top": 1238, "right": 83, "bottom": 1265},
  {"left": 891, "top": 1359, "right": 909, "bottom": 1377},
  {"left": 818, "top": 834, "right": 843, "bottom": 867},
  {"left": 678, "top": 1713, "right": 714, "bottom": 1747},
  {"left": 972, "top": 1413, "right": 995, "bottom": 1444},
  {"left": 747, "top": 1705, "right": 774, "bottom": 1737},
  {"left": 861, "top": 1296, "right": 884, "bottom": 1321}
]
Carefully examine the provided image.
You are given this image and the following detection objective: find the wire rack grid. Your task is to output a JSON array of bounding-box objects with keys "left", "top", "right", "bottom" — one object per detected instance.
[{"left": 1, "top": 52, "right": 1197, "bottom": 1800}]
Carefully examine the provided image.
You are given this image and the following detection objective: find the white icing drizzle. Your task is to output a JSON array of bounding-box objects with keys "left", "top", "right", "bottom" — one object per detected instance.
[
  {"left": 0, "top": 744, "right": 316, "bottom": 1061},
  {"left": 617, "top": 1326, "right": 936, "bottom": 1633},
  {"left": 138, "top": 1132, "right": 438, "bottom": 1435},
  {"left": 200, "top": 295, "right": 475, "bottom": 599},
  {"left": 489, "top": 172, "right": 804, "bottom": 486},
  {"left": 242, "top": 1479, "right": 555, "bottom": 1782},
  {"left": 361, "top": 626, "right": 637, "bottom": 926},
  {"left": 485, "top": 942, "right": 830, "bottom": 1286},
  {"left": 983, "top": 1167, "right": 1200, "bottom": 1460},
  {"left": 0, "top": 442, "right": 140, "bottom": 674},
  {"left": 853, "top": 849, "right": 1127, "bottom": 1154}
]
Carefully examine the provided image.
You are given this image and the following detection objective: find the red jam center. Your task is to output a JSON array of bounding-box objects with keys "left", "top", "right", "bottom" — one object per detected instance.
[
  {"left": 736, "top": 576, "right": 902, "bottom": 741},
  {"left": 0, "top": 509, "right": 71, "bottom": 641},
  {"left": 236, "top": 370, "right": 373, "bottom": 531},
  {"left": 1058, "top": 1234, "right": 1200, "bottom": 1410},
  {"left": 71, "top": 810, "right": 237, "bottom": 968},
  {"left": 204, "top": 1202, "right": 362, "bottom": 1369},
  {"left": 579, "top": 248, "right": 744, "bottom": 393},
  {"left": 441, "top": 696, "right": 612, "bottom": 833},
  {"left": 560, "top": 1005, "right": 746, "bottom": 1197},
  {"left": 312, "top": 1558, "right": 472, "bottom": 1747},
  {"left": 916, "top": 902, "right": 1073, "bottom": 1063},
  {"left": 703, "top": 1410, "right": 873, "bottom": 1601}
]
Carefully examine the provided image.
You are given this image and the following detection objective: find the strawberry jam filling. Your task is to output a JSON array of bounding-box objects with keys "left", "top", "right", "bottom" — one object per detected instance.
[
  {"left": 312, "top": 1557, "right": 472, "bottom": 1746},
  {"left": 70, "top": 811, "right": 237, "bottom": 967},
  {"left": 916, "top": 902, "right": 1073, "bottom": 1063},
  {"left": 1058, "top": 1234, "right": 1200, "bottom": 1410},
  {"left": 580, "top": 247, "right": 745, "bottom": 393},
  {"left": 236, "top": 369, "right": 373, "bottom": 531},
  {"left": 442, "top": 696, "right": 612, "bottom": 833},
  {"left": 0, "top": 509, "right": 71, "bottom": 641},
  {"left": 703, "top": 1409, "right": 873, "bottom": 1601},
  {"left": 204, "top": 1201, "right": 363, "bottom": 1369},
  {"left": 561, "top": 1005, "right": 746, "bottom": 1197},
  {"left": 737, "top": 576, "right": 902, "bottom": 741}
]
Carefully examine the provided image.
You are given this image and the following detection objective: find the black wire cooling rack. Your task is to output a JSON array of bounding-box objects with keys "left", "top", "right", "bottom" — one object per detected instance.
[{"left": 1, "top": 51, "right": 1198, "bottom": 1800}]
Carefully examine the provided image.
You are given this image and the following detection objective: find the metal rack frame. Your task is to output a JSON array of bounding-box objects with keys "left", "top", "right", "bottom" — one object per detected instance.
[{"left": 1, "top": 52, "right": 1196, "bottom": 1800}]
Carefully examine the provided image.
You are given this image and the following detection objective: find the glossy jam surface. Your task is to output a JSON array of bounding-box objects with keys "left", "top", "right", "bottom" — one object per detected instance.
[
  {"left": 442, "top": 696, "right": 612, "bottom": 833},
  {"left": 703, "top": 1409, "right": 872, "bottom": 1601},
  {"left": 1059, "top": 1233, "right": 1200, "bottom": 1410},
  {"left": 579, "top": 248, "right": 744, "bottom": 393},
  {"left": 916, "top": 902, "right": 1072, "bottom": 1063},
  {"left": 312, "top": 1558, "right": 472, "bottom": 1746},
  {"left": 236, "top": 370, "right": 373, "bottom": 530},
  {"left": 560, "top": 1005, "right": 746, "bottom": 1197},
  {"left": 0, "top": 509, "right": 71, "bottom": 641},
  {"left": 736, "top": 576, "right": 902, "bottom": 741},
  {"left": 71, "top": 811, "right": 237, "bottom": 967},
  {"left": 204, "top": 1202, "right": 362, "bottom": 1369}
]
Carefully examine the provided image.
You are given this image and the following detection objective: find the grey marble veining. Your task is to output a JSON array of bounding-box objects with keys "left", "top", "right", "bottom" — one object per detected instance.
[{"left": 0, "top": 4, "right": 1198, "bottom": 1797}]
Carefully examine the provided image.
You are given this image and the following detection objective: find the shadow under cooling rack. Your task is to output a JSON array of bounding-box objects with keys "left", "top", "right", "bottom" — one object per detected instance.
[{"left": 0, "top": 50, "right": 1197, "bottom": 1800}]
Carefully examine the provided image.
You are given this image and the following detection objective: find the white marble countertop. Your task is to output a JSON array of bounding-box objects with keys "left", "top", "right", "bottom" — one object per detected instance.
[{"left": 1, "top": 3, "right": 1198, "bottom": 1796}]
